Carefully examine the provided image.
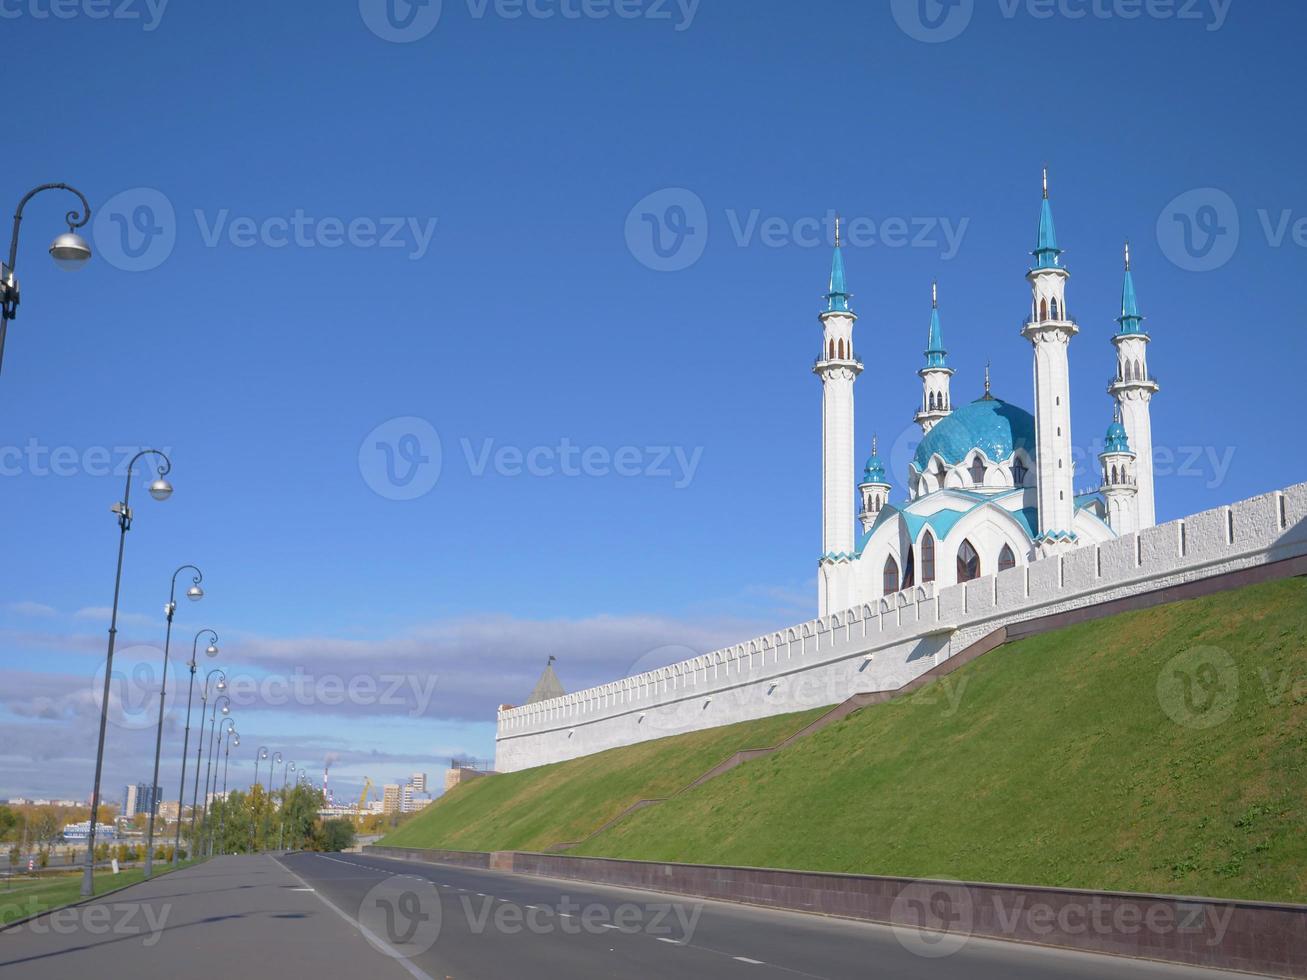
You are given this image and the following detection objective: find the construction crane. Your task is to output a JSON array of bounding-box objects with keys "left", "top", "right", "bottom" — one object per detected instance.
[{"left": 355, "top": 777, "right": 373, "bottom": 826}]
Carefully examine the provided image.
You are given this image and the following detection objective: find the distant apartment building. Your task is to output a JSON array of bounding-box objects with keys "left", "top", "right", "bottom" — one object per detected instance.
[
  {"left": 382, "top": 784, "right": 402, "bottom": 814},
  {"left": 122, "top": 783, "right": 162, "bottom": 818},
  {"left": 410, "top": 772, "right": 427, "bottom": 793}
]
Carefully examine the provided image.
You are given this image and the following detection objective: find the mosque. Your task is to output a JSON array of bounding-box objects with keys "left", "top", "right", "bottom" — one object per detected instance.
[{"left": 818, "top": 171, "right": 1158, "bottom": 615}]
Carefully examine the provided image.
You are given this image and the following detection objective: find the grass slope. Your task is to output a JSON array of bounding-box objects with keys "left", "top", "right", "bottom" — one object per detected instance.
[
  {"left": 1, "top": 861, "right": 199, "bottom": 925},
  {"left": 575, "top": 578, "right": 1307, "bottom": 902},
  {"left": 382, "top": 707, "right": 828, "bottom": 853}
]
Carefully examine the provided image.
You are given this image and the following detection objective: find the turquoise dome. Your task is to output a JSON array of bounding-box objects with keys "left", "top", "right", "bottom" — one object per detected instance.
[
  {"left": 1103, "top": 420, "right": 1132, "bottom": 454},
  {"left": 912, "top": 397, "right": 1036, "bottom": 472}
]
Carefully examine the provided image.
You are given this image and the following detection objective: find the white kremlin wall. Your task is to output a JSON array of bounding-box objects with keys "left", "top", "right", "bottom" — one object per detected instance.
[{"left": 494, "top": 483, "right": 1307, "bottom": 773}]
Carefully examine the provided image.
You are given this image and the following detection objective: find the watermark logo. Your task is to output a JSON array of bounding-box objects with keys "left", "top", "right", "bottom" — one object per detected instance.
[
  {"left": 890, "top": 879, "right": 975, "bottom": 957},
  {"left": 93, "top": 188, "right": 177, "bottom": 273},
  {"left": 92, "top": 644, "right": 171, "bottom": 731},
  {"left": 1156, "top": 188, "right": 1240, "bottom": 272},
  {"left": 891, "top": 0, "right": 975, "bottom": 43},
  {"left": 359, "top": 876, "right": 443, "bottom": 957},
  {"left": 1157, "top": 646, "right": 1238, "bottom": 730},
  {"left": 625, "top": 188, "right": 709, "bottom": 273},
  {"left": 359, "top": 416, "right": 443, "bottom": 500},
  {"left": 359, "top": 0, "right": 444, "bottom": 42},
  {"left": 0, "top": 0, "right": 169, "bottom": 31}
]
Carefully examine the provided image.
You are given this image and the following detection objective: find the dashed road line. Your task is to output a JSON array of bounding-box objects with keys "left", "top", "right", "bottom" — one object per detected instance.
[{"left": 734, "top": 956, "right": 765, "bottom": 964}]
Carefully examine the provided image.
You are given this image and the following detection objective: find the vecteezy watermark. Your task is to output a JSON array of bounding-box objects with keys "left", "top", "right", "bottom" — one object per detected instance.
[
  {"left": 358, "top": 0, "right": 699, "bottom": 43},
  {"left": 221, "top": 669, "right": 440, "bottom": 718},
  {"left": 0, "top": 441, "right": 175, "bottom": 479},
  {"left": 359, "top": 416, "right": 704, "bottom": 499},
  {"left": 626, "top": 194, "right": 969, "bottom": 272},
  {"left": 1156, "top": 646, "right": 1238, "bottom": 729},
  {"left": 1158, "top": 187, "right": 1307, "bottom": 273},
  {"left": 9, "top": 900, "right": 172, "bottom": 945},
  {"left": 891, "top": 0, "right": 1231, "bottom": 43},
  {"left": 357, "top": 875, "right": 702, "bottom": 957},
  {"left": 0, "top": 0, "right": 170, "bottom": 31},
  {"left": 92, "top": 187, "right": 438, "bottom": 272},
  {"left": 891, "top": 880, "right": 976, "bottom": 957},
  {"left": 92, "top": 644, "right": 171, "bottom": 732}
]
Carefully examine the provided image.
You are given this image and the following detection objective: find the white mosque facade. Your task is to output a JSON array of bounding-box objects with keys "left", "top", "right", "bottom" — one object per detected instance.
[
  {"left": 493, "top": 176, "right": 1307, "bottom": 774},
  {"left": 818, "top": 172, "right": 1155, "bottom": 616}
]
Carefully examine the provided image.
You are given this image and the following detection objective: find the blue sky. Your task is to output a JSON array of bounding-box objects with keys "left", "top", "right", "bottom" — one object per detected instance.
[{"left": 1, "top": 0, "right": 1302, "bottom": 802}]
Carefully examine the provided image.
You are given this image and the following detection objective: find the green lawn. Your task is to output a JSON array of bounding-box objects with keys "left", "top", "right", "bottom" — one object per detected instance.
[
  {"left": 576, "top": 577, "right": 1307, "bottom": 902},
  {"left": 381, "top": 707, "right": 828, "bottom": 853},
  {"left": 0, "top": 861, "right": 199, "bottom": 926}
]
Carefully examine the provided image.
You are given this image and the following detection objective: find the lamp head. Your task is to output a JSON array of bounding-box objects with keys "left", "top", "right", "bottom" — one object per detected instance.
[
  {"left": 233, "top": 736, "right": 240, "bottom": 747},
  {"left": 220, "top": 703, "right": 230, "bottom": 715},
  {"left": 148, "top": 477, "right": 173, "bottom": 501},
  {"left": 216, "top": 677, "right": 226, "bottom": 691},
  {"left": 49, "top": 231, "right": 92, "bottom": 270},
  {"left": 185, "top": 584, "right": 204, "bottom": 601},
  {"left": 205, "top": 643, "right": 219, "bottom": 658}
]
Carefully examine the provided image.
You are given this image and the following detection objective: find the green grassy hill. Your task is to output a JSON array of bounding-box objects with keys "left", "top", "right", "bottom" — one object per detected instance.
[
  {"left": 386, "top": 577, "right": 1307, "bottom": 902},
  {"left": 382, "top": 707, "right": 827, "bottom": 853}
]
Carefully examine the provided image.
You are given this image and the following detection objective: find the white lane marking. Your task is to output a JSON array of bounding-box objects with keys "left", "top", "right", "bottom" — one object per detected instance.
[
  {"left": 734, "top": 957, "right": 765, "bottom": 965},
  {"left": 278, "top": 857, "right": 436, "bottom": 980},
  {"left": 290, "top": 887, "right": 315, "bottom": 892},
  {"left": 600, "top": 923, "right": 621, "bottom": 930},
  {"left": 656, "top": 938, "right": 680, "bottom": 945}
]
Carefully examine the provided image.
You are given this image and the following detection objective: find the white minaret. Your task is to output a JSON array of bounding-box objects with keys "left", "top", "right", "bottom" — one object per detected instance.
[
  {"left": 1099, "top": 406, "right": 1139, "bottom": 535},
  {"left": 1108, "top": 242, "right": 1159, "bottom": 528},
  {"left": 1021, "top": 170, "right": 1079, "bottom": 555},
  {"left": 815, "top": 218, "right": 861, "bottom": 615},
  {"left": 857, "top": 435, "right": 891, "bottom": 534},
  {"left": 914, "top": 282, "right": 954, "bottom": 433}
]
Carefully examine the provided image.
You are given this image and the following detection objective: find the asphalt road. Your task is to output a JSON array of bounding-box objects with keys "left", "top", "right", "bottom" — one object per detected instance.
[{"left": 0, "top": 852, "right": 1275, "bottom": 979}]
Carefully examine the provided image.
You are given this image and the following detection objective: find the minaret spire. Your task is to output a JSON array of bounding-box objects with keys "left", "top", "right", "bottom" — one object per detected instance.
[{"left": 915, "top": 280, "right": 954, "bottom": 435}]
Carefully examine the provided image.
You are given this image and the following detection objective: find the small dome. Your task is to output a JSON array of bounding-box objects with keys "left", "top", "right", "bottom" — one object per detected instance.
[
  {"left": 861, "top": 453, "right": 887, "bottom": 485},
  {"left": 1103, "top": 419, "right": 1132, "bottom": 454},
  {"left": 912, "top": 396, "right": 1036, "bottom": 472}
]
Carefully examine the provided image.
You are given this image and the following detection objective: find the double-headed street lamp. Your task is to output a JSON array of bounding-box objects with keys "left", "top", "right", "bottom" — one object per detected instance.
[
  {"left": 144, "top": 565, "right": 205, "bottom": 879},
  {"left": 173, "top": 630, "right": 218, "bottom": 866},
  {"left": 0, "top": 182, "right": 93, "bottom": 378},
  {"left": 81, "top": 450, "right": 175, "bottom": 898},
  {"left": 188, "top": 669, "right": 225, "bottom": 853}
]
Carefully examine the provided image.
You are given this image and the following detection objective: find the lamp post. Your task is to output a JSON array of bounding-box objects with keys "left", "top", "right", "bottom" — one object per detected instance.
[
  {"left": 173, "top": 630, "right": 218, "bottom": 867},
  {"left": 81, "top": 450, "right": 174, "bottom": 898},
  {"left": 0, "top": 182, "right": 93, "bottom": 378},
  {"left": 188, "top": 669, "right": 225, "bottom": 855},
  {"left": 210, "top": 720, "right": 236, "bottom": 857},
  {"left": 200, "top": 696, "right": 230, "bottom": 855},
  {"left": 143, "top": 565, "right": 204, "bottom": 879},
  {"left": 251, "top": 746, "right": 269, "bottom": 853},
  {"left": 218, "top": 729, "right": 239, "bottom": 855},
  {"left": 278, "top": 760, "right": 295, "bottom": 851}
]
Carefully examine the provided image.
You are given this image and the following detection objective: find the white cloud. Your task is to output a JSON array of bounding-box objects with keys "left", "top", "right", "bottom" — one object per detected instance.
[{"left": 3, "top": 601, "right": 57, "bottom": 618}]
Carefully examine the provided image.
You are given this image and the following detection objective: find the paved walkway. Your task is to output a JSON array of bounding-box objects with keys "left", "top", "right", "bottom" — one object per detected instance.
[{"left": 0, "top": 855, "right": 414, "bottom": 980}]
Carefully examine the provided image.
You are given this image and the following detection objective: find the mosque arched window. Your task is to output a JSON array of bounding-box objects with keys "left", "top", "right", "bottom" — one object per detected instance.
[
  {"left": 998, "top": 544, "right": 1016, "bottom": 572},
  {"left": 1012, "top": 458, "right": 1029, "bottom": 485},
  {"left": 1050, "top": 298, "right": 1060, "bottom": 320},
  {"left": 1039, "top": 298, "right": 1048, "bottom": 321},
  {"left": 921, "top": 531, "right": 936, "bottom": 583},
  {"left": 969, "top": 455, "right": 987, "bottom": 486},
  {"left": 882, "top": 556, "right": 899, "bottom": 596},
  {"left": 838, "top": 338, "right": 845, "bottom": 359},
  {"left": 934, "top": 461, "right": 948, "bottom": 489},
  {"left": 902, "top": 547, "right": 915, "bottom": 589},
  {"left": 829, "top": 339, "right": 835, "bottom": 360},
  {"left": 957, "top": 540, "right": 981, "bottom": 583}
]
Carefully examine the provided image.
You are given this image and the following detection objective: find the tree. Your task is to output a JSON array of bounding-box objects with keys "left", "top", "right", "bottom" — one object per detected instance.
[
  {"left": 309, "top": 819, "right": 356, "bottom": 853},
  {"left": 28, "top": 808, "right": 57, "bottom": 847},
  {"left": 0, "top": 805, "right": 17, "bottom": 841}
]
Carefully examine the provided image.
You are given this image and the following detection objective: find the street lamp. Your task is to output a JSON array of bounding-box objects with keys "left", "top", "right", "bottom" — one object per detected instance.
[
  {"left": 278, "top": 760, "right": 295, "bottom": 851},
  {"left": 144, "top": 565, "right": 204, "bottom": 879},
  {"left": 187, "top": 668, "right": 225, "bottom": 854},
  {"left": 173, "top": 630, "right": 218, "bottom": 867},
  {"left": 251, "top": 746, "right": 269, "bottom": 853},
  {"left": 200, "top": 695, "right": 230, "bottom": 854},
  {"left": 81, "top": 449, "right": 173, "bottom": 898},
  {"left": 0, "top": 182, "right": 92, "bottom": 377},
  {"left": 210, "top": 719, "right": 236, "bottom": 857},
  {"left": 218, "top": 728, "right": 239, "bottom": 855}
]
